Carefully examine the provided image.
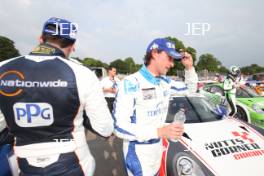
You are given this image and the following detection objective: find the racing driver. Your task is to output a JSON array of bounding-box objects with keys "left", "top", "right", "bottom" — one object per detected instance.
[
  {"left": 0, "top": 17, "right": 113, "bottom": 176},
  {"left": 113, "top": 38, "right": 198, "bottom": 176}
]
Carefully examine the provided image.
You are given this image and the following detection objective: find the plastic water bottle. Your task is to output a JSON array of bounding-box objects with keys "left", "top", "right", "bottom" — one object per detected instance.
[
  {"left": 173, "top": 108, "right": 186, "bottom": 124},
  {"left": 170, "top": 108, "right": 186, "bottom": 142}
]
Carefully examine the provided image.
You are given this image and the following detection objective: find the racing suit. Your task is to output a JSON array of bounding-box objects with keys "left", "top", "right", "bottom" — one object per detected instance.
[
  {"left": 223, "top": 76, "right": 240, "bottom": 117},
  {"left": 0, "top": 44, "right": 114, "bottom": 176},
  {"left": 113, "top": 65, "right": 198, "bottom": 176}
]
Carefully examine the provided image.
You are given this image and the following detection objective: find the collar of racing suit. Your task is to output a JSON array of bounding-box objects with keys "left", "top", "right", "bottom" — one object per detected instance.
[
  {"left": 139, "top": 65, "right": 162, "bottom": 85},
  {"left": 29, "top": 43, "right": 66, "bottom": 58}
]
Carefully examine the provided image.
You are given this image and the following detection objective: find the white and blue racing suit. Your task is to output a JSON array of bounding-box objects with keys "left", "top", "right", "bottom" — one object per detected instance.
[
  {"left": 0, "top": 44, "right": 114, "bottom": 176},
  {"left": 113, "top": 65, "right": 198, "bottom": 176}
]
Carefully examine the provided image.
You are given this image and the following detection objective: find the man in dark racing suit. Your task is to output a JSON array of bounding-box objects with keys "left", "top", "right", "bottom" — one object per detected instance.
[{"left": 0, "top": 17, "right": 114, "bottom": 176}]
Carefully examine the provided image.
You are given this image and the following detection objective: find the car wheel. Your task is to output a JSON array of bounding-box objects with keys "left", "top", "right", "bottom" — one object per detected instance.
[
  {"left": 234, "top": 106, "right": 248, "bottom": 122},
  {"left": 172, "top": 152, "right": 206, "bottom": 176}
]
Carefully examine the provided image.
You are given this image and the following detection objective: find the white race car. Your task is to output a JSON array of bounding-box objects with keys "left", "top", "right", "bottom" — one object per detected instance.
[{"left": 160, "top": 93, "right": 264, "bottom": 176}]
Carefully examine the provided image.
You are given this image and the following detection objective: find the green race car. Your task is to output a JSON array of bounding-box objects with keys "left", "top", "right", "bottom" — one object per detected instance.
[{"left": 199, "top": 83, "right": 264, "bottom": 128}]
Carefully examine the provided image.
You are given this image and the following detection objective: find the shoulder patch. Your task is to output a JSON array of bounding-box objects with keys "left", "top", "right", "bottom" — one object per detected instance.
[{"left": 124, "top": 79, "right": 139, "bottom": 94}]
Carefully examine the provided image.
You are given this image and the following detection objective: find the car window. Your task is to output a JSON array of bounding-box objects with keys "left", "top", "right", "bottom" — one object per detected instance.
[
  {"left": 210, "top": 86, "right": 224, "bottom": 96},
  {"left": 236, "top": 88, "right": 251, "bottom": 98},
  {"left": 166, "top": 97, "right": 221, "bottom": 124},
  {"left": 189, "top": 97, "right": 222, "bottom": 122},
  {"left": 240, "top": 86, "right": 260, "bottom": 97},
  {"left": 167, "top": 97, "right": 200, "bottom": 123}
]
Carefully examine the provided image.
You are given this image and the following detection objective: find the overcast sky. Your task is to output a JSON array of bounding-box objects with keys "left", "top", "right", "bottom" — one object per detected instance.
[{"left": 1, "top": 0, "right": 263, "bottom": 67}]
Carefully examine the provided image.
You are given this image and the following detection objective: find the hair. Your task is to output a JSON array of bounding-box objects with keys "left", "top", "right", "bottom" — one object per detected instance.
[
  {"left": 143, "top": 49, "right": 163, "bottom": 66},
  {"left": 107, "top": 66, "right": 116, "bottom": 71},
  {"left": 42, "top": 24, "right": 75, "bottom": 48}
]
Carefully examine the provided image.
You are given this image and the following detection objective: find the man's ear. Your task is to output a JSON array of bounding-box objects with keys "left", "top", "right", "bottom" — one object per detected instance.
[
  {"left": 39, "top": 35, "right": 44, "bottom": 44},
  {"left": 70, "top": 43, "right": 75, "bottom": 52},
  {"left": 64, "top": 44, "right": 75, "bottom": 58},
  {"left": 151, "top": 49, "right": 159, "bottom": 60}
]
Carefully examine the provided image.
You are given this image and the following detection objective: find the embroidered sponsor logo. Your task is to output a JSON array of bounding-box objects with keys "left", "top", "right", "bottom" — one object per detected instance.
[
  {"left": 124, "top": 79, "right": 138, "bottom": 94},
  {"left": 147, "top": 102, "right": 167, "bottom": 117},
  {"left": 142, "top": 88, "right": 156, "bottom": 100},
  {"left": 166, "top": 42, "right": 175, "bottom": 49},
  {"left": 13, "top": 102, "right": 54, "bottom": 127},
  {"left": 0, "top": 70, "right": 24, "bottom": 96},
  {"left": 31, "top": 45, "right": 56, "bottom": 54},
  {"left": 0, "top": 70, "right": 68, "bottom": 96}
]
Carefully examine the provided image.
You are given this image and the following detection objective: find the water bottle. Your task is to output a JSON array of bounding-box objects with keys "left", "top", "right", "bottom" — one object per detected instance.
[{"left": 170, "top": 108, "right": 186, "bottom": 142}]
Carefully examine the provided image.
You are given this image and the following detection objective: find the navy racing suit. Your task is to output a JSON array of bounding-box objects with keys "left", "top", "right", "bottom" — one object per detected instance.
[
  {"left": 0, "top": 44, "right": 114, "bottom": 176},
  {"left": 113, "top": 65, "right": 198, "bottom": 176}
]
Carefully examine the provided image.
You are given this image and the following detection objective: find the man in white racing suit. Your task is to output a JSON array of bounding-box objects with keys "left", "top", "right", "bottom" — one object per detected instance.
[
  {"left": 113, "top": 38, "right": 198, "bottom": 176},
  {"left": 0, "top": 17, "right": 113, "bottom": 176}
]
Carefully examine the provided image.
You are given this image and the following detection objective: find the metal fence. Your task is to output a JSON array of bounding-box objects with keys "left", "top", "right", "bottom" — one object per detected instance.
[
  {"left": 117, "top": 69, "right": 223, "bottom": 81},
  {"left": 175, "top": 69, "right": 222, "bottom": 81}
]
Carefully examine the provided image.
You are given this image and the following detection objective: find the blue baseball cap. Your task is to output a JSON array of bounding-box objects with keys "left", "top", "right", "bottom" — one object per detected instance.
[
  {"left": 42, "top": 17, "right": 78, "bottom": 42},
  {"left": 146, "top": 38, "right": 182, "bottom": 60}
]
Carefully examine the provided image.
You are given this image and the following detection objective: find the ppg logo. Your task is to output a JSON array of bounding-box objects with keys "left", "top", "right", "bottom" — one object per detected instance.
[{"left": 13, "top": 103, "right": 54, "bottom": 127}]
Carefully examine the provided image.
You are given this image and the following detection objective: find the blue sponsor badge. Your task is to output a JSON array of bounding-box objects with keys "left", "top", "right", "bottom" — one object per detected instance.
[{"left": 124, "top": 79, "right": 138, "bottom": 94}]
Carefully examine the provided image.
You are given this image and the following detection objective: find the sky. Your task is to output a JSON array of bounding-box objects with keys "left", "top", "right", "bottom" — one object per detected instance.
[{"left": 0, "top": 0, "right": 263, "bottom": 67}]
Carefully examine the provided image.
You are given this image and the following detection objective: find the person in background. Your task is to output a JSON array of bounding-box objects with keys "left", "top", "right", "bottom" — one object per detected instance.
[
  {"left": 101, "top": 66, "right": 120, "bottom": 112},
  {"left": 223, "top": 65, "right": 241, "bottom": 117}
]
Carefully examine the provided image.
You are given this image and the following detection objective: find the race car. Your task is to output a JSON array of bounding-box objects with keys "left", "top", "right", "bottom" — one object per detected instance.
[
  {"left": 199, "top": 83, "right": 264, "bottom": 128},
  {"left": 160, "top": 93, "right": 264, "bottom": 176}
]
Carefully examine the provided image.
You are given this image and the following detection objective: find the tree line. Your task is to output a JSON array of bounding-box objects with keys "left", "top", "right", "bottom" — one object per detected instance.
[{"left": 1, "top": 35, "right": 263, "bottom": 75}]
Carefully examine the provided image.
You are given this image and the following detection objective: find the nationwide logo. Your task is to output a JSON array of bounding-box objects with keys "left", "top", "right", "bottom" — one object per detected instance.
[
  {"left": 0, "top": 70, "right": 68, "bottom": 97},
  {"left": 204, "top": 131, "right": 264, "bottom": 160},
  {"left": 0, "top": 70, "right": 24, "bottom": 96}
]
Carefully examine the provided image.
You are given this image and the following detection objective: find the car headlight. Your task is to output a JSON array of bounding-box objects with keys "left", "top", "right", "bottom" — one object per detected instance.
[
  {"left": 252, "top": 104, "right": 264, "bottom": 114},
  {"left": 175, "top": 154, "right": 206, "bottom": 176},
  {"left": 178, "top": 158, "right": 193, "bottom": 175}
]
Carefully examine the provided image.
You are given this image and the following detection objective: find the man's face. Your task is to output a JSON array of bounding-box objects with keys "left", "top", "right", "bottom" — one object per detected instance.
[
  {"left": 109, "top": 68, "right": 117, "bottom": 77},
  {"left": 153, "top": 51, "right": 174, "bottom": 76}
]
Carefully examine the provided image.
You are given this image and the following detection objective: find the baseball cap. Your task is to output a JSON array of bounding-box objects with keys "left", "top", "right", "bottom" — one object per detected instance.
[
  {"left": 146, "top": 38, "right": 182, "bottom": 60},
  {"left": 42, "top": 17, "right": 78, "bottom": 42}
]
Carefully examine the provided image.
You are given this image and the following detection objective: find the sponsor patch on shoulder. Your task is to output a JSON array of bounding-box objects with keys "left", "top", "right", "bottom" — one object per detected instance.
[{"left": 124, "top": 79, "right": 138, "bottom": 94}]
